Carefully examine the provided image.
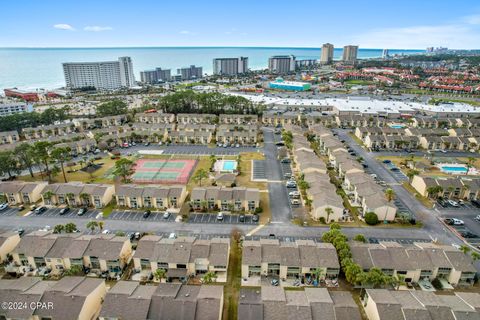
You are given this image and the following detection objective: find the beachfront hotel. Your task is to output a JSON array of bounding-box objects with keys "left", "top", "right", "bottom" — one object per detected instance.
[
  {"left": 268, "top": 55, "right": 296, "bottom": 74},
  {"left": 320, "top": 43, "right": 334, "bottom": 64},
  {"left": 62, "top": 56, "right": 136, "bottom": 90},
  {"left": 342, "top": 45, "right": 359, "bottom": 64},
  {"left": 212, "top": 57, "right": 249, "bottom": 76}
]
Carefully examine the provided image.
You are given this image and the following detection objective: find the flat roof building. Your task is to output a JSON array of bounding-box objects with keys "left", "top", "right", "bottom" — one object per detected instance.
[
  {"left": 342, "top": 45, "right": 358, "bottom": 64},
  {"left": 268, "top": 55, "right": 296, "bottom": 74},
  {"left": 63, "top": 56, "right": 135, "bottom": 90},
  {"left": 213, "top": 57, "right": 248, "bottom": 76},
  {"left": 176, "top": 65, "right": 203, "bottom": 80},
  {"left": 140, "top": 67, "right": 171, "bottom": 83},
  {"left": 320, "top": 43, "right": 334, "bottom": 64}
]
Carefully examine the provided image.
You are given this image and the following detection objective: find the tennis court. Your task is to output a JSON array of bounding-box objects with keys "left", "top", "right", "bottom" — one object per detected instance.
[{"left": 132, "top": 159, "right": 197, "bottom": 184}]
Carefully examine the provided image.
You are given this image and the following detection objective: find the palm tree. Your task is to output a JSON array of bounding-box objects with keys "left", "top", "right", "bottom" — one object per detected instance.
[
  {"left": 53, "top": 224, "right": 64, "bottom": 234},
  {"left": 312, "top": 268, "right": 326, "bottom": 283},
  {"left": 202, "top": 271, "right": 218, "bottom": 284},
  {"left": 466, "top": 157, "right": 475, "bottom": 175},
  {"left": 42, "top": 190, "right": 55, "bottom": 204},
  {"left": 325, "top": 207, "right": 333, "bottom": 224},
  {"left": 64, "top": 223, "right": 77, "bottom": 233},
  {"left": 51, "top": 147, "right": 72, "bottom": 183},
  {"left": 471, "top": 251, "right": 480, "bottom": 262},
  {"left": 406, "top": 169, "right": 420, "bottom": 183},
  {"left": 459, "top": 245, "right": 471, "bottom": 255},
  {"left": 194, "top": 169, "right": 209, "bottom": 187},
  {"left": 98, "top": 221, "right": 104, "bottom": 232},
  {"left": 426, "top": 186, "right": 443, "bottom": 199},
  {"left": 86, "top": 220, "right": 98, "bottom": 233},
  {"left": 66, "top": 192, "right": 75, "bottom": 206},
  {"left": 154, "top": 268, "right": 167, "bottom": 282},
  {"left": 385, "top": 188, "right": 395, "bottom": 202},
  {"left": 80, "top": 193, "right": 90, "bottom": 206}
]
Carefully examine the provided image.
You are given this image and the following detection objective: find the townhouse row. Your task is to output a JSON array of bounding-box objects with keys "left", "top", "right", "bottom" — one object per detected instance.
[
  {"left": 135, "top": 112, "right": 259, "bottom": 125},
  {"left": 190, "top": 186, "right": 260, "bottom": 212},
  {"left": 411, "top": 175, "right": 480, "bottom": 200},
  {"left": 133, "top": 235, "right": 230, "bottom": 282},
  {"left": 311, "top": 124, "right": 397, "bottom": 221},
  {"left": 0, "top": 181, "right": 187, "bottom": 211},
  {"left": 0, "top": 277, "right": 224, "bottom": 320}
]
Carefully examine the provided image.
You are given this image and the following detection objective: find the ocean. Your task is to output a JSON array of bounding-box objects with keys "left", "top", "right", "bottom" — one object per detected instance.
[{"left": 0, "top": 47, "right": 423, "bottom": 91}]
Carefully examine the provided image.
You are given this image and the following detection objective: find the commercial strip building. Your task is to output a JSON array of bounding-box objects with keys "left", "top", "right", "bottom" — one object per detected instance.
[
  {"left": 100, "top": 282, "right": 224, "bottom": 320},
  {"left": 350, "top": 241, "right": 476, "bottom": 287},
  {"left": 362, "top": 289, "right": 480, "bottom": 320},
  {"left": 320, "top": 43, "right": 334, "bottom": 64},
  {"left": 0, "top": 277, "right": 106, "bottom": 320},
  {"left": 140, "top": 67, "right": 172, "bottom": 83},
  {"left": 239, "top": 286, "right": 361, "bottom": 320},
  {"left": 268, "top": 55, "right": 296, "bottom": 74},
  {"left": 62, "top": 56, "right": 136, "bottom": 90},
  {"left": 133, "top": 236, "right": 230, "bottom": 282},
  {"left": 241, "top": 239, "right": 340, "bottom": 283},
  {"left": 212, "top": 57, "right": 248, "bottom": 75}
]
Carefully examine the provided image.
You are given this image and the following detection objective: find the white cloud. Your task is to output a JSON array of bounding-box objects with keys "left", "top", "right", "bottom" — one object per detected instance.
[
  {"left": 179, "top": 30, "right": 196, "bottom": 35},
  {"left": 53, "top": 24, "right": 75, "bottom": 31},
  {"left": 464, "top": 14, "right": 480, "bottom": 25},
  {"left": 352, "top": 22, "right": 480, "bottom": 49},
  {"left": 84, "top": 26, "right": 113, "bottom": 32}
]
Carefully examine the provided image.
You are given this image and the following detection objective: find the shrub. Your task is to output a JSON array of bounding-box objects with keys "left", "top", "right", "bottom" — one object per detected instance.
[
  {"left": 353, "top": 234, "right": 367, "bottom": 243},
  {"left": 254, "top": 207, "right": 263, "bottom": 214},
  {"left": 319, "top": 217, "right": 326, "bottom": 224},
  {"left": 364, "top": 212, "right": 379, "bottom": 225}
]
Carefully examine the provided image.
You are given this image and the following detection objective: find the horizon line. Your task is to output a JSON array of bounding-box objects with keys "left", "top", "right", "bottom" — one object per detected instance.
[{"left": 0, "top": 45, "right": 430, "bottom": 51}]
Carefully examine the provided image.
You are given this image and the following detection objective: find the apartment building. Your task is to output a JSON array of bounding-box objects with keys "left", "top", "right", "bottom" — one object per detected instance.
[
  {"left": 262, "top": 111, "right": 300, "bottom": 126},
  {"left": 0, "top": 130, "right": 19, "bottom": 144},
  {"left": 169, "top": 129, "right": 213, "bottom": 144},
  {"left": 11, "top": 232, "right": 132, "bottom": 276},
  {"left": 100, "top": 282, "right": 224, "bottom": 320},
  {"left": 115, "top": 185, "right": 186, "bottom": 209},
  {"left": 219, "top": 114, "right": 258, "bottom": 125},
  {"left": 140, "top": 67, "right": 171, "bottom": 83},
  {"left": 22, "top": 122, "right": 76, "bottom": 140},
  {"left": 190, "top": 186, "right": 260, "bottom": 212},
  {"left": 134, "top": 112, "right": 175, "bottom": 124},
  {"left": 0, "top": 181, "right": 47, "bottom": 205},
  {"left": 216, "top": 124, "right": 257, "bottom": 145},
  {"left": 40, "top": 182, "right": 115, "bottom": 208},
  {"left": 133, "top": 236, "right": 230, "bottom": 282},
  {"left": 342, "top": 45, "right": 359, "bottom": 64},
  {"left": 213, "top": 57, "right": 248, "bottom": 75},
  {"left": 176, "top": 113, "right": 216, "bottom": 124},
  {"left": 304, "top": 172, "right": 345, "bottom": 222},
  {"left": 63, "top": 56, "right": 135, "bottom": 90},
  {"left": 362, "top": 289, "right": 480, "bottom": 320},
  {"left": 0, "top": 231, "right": 21, "bottom": 263},
  {"left": 239, "top": 287, "right": 361, "bottom": 320},
  {"left": 0, "top": 277, "right": 106, "bottom": 320},
  {"left": 177, "top": 65, "right": 203, "bottom": 80},
  {"left": 241, "top": 239, "right": 340, "bottom": 282},
  {"left": 320, "top": 43, "right": 334, "bottom": 64},
  {"left": 411, "top": 175, "right": 480, "bottom": 200},
  {"left": 268, "top": 55, "right": 296, "bottom": 74},
  {"left": 0, "top": 101, "right": 30, "bottom": 117},
  {"left": 350, "top": 241, "right": 476, "bottom": 286}
]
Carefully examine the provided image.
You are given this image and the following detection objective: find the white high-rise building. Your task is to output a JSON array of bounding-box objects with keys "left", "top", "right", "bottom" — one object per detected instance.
[
  {"left": 320, "top": 43, "right": 334, "bottom": 64},
  {"left": 62, "top": 56, "right": 136, "bottom": 90},
  {"left": 212, "top": 57, "right": 248, "bottom": 75},
  {"left": 382, "top": 49, "right": 390, "bottom": 59},
  {"left": 268, "top": 55, "right": 296, "bottom": 74}
]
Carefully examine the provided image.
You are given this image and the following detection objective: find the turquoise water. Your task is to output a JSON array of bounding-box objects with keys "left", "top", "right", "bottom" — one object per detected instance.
[
  {"left": 389, "top": 124, "right": 405, "bottom": 129},
  {"left": 222, "top": 160, "right": 237, "bottom": 171},
  {"left": 0, "top": 47, "right": 423, "bottom": 90},
  {"left": 441, "top": 166, "right": 467, "bottom": 173}
]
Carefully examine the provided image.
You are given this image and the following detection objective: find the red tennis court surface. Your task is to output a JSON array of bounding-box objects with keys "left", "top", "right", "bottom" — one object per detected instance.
[{"left": 132, "top": 159, "right": 197, "bottom": 184}]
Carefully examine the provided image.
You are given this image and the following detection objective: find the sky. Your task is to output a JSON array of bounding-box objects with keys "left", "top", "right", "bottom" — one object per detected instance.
[{"left": 1, "top": 0, "right": 480, "bottom": 49}]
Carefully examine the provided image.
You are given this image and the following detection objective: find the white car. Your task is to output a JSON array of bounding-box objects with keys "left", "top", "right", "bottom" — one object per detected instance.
[
  {"left": 475, "top": 215, "right": 480, "bottom": 221},
  {"left": 102, "top": 229, "right": 111, "bottom": 234},
  {"left": 286, "top": 181, "right": 297, "bottom": 188},
  {"left": 452, "top": 218, "right": 464, "bottom": 226},
  {"left": 289, "top": 191, "right": 300, "bottom": 198},
  {"left": 290, "top": 199, "right": 300, "bottom": 205},
  {"left": 168, "top": 232, "right": 177, "bottom": 239},
  {"left": 0, "top": 203, "right": 8, "bottom": 211},
  {"left": 217, "top": 212, "right": 224, "bottom": 221},
  {"left": 447, "top": 200, "right": 459, "bottom": 207}
]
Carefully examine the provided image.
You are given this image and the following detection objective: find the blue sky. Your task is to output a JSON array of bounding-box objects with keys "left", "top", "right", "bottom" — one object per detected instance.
[{"left": 1, "top": 0, "right": 480, "bottom": 49}]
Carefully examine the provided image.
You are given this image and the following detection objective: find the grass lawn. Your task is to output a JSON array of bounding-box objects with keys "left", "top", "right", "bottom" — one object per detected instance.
[
  {"left": 235, "top": 152, "right": 267, "bottom": 190},
  {"left": 344, "top": 79, "right": 375, "bottom": 86},
  {"left": 347, "top": 132, "right": 366, "bottom": 148},
  {"left": 223, "top": 238, "right": 241, "bottom": 320},
  {"left": 259, "top": 192, "right": 271, "bottom": 224},
  {"left": 18, "top": 156, "right": 122, "bottom": 184},
  {"left": 185, "top": 156, "right": 213, "bottom": 191}
]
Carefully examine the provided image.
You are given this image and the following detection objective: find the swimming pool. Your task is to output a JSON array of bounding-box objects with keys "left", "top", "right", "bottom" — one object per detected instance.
[
  {"left": 222, "top": 160, "right": 237, "bottom": 171},
  {"left": 439, "top": 165, "right": 468, "bottom": 174},
  {"left": 389, "top": 124, "right": 405, "bottom": 129}
]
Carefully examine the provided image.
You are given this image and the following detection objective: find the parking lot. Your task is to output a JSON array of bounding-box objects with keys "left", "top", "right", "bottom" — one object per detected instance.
[
  {"left": 108, "top": 210, "right": 176, "bottom": 222},
  {"left": 252, "top": 160, "right": 267, "bottom": 180},
  {"left": 120, "top": 145, "right": 260, "bottom": 156},
  {"left": 368, "top": 237, "right": 432, "bottom": 245},
  {"left": 27, "top": 207, "right": 99, "bottom": 219},
  {"left": 0, "top": 207, "right": 21, "bottom": 217},
  {"left": 188, "top": 213, "right": 258, "bottom": 225},
  {"left": 382, "top": 162, "right": 408, "bottom": 182}
]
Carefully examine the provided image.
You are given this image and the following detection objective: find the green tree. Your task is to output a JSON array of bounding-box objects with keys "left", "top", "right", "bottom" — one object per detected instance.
[
  {"left": 364, "top": 212, "right": 379, "bottom": 225},
  {"left": 112, "top": 158, "right": 135, "bottom": 183},
  {"left": 202, "top": 271, "right": 218, "bottom": 284},
  {"left": 426, "top": 185, "right": 443, "bottom": 199},
  {"left": 406, "top": 169, "right": 420, "bottom": 183},
  {"left": 53, "top": 224, "right": 64, "bottom": 234},
  {"left": 96, "top": 100, "right": 127, "bottom": 117},
  {"left": 15, "top": 143, "right": 36, "bottom": 178},
  {"left": 0, "top": 151, "right": 19, "bottom": 178},
  {"left": 63, "top": 265, "right": 83, "bottom": 276},
  {"left": 98, "top": 221, "right": 104, "bottom": 231},
  {"left": 154, "top": 268, "right": 167, "bottom": 281},
  {"left": 385, "top": 188, "right": 395, "bottom": 202},
  {"left": 51, "top": 147, "right": 72, "bottom": 183},
  {"left": 459, "top": 245, "right": 471, "bottom": 255},
  {"left": 80, "top": 193, "right": 90, "bottom": 206},
  {"left": 33, "top": 141, "right": 52, "bottom": 181},
  {"left": 86, "top": 220, "right": 98, "bottom": 232},
  {"left": 353, "top": 234, "right": 367, "bottom": 243},
  {"left": 325, "top": 207, "right": 333, "bottom": 223},
  {"left": 64, "top": 222, "right": 77, "bottom": 233},
  {"left": 194, "top": 168, "right": 209, "bottom": 187},
  {"left": 471, "top": 251, "right": 480, "bottom": 262}
]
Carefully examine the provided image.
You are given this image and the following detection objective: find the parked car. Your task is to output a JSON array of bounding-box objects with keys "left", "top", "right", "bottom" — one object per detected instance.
[
  {"left": 0, "top": 203, "right": 8, "bottom": 211},
  {"left": 280, "top": 158, "right": 291, "bottom": 163},
  {"left": 34, "top": 206, "right": 47, "bottom": 214},
  {"left": 17, "top": 205, "right": 25, "bottom": 211},
  {"left": 77, "top": 207, "right": 87, "bottom": 216},
  {"left": 59, "top": 207, "right": 70, "bottom": 215},
  {"left": 269, "top": 234, "right": 276, "bottom": 239},
  {"left": 447, "top": 200, "right": 459, "bottom": 207},
  {"left": 471, "top": 199, "right": 480, "bottom": 208},
  {"left": 102, "top": 229, "right": 111, "bottom": 234},
  {"left": 474, "top": 215, "right": 480, "bottom": 222},
  {"left": 143, "top": 210, "right": 151, "bottom": 219},
  {"left": 452, "top": 218, "right": 464, "bottom": 226},
  {"left": 438, "top": 199, "right": 448, "bottom": 207},
  {"left": 382, "top": 159, "right": 391, "bottom": 164},
  {"left": 163, "top": 211, "right": 171, "bottom": 219},
  {"left": 284, "top": 172, "right": 292, "bottom": 179},
  {"left": 252, "top": 214, "right": 259, "bottom": 222},
  {"left": 290, "top": 198, "right": 300, "bottom": 205},
  {"left": 168, "top": 233, "right": 176, "bottom": 239},
  {"left": 216, "top": 212, "right": 224, "bottom": 221},
  {"left": 239, "top": 214, "right": 245, "bottom": 222},
  {"left": 289, "top": 191, "right": 301, "bottom": 198},
  {"left": 144, "top": 142, "right": 150, "bottom": 146},
  {"left": 271, "top": 279, "right": 279, "bottom": 286},
  {"left": 286, "top": 181, "right": 297, "bottom": 188},
  {"left": 461, "top": 231, "right": 479, "bottom": 238}
]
